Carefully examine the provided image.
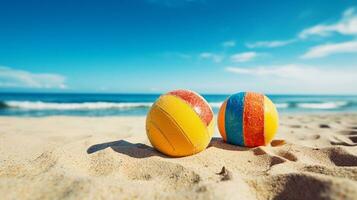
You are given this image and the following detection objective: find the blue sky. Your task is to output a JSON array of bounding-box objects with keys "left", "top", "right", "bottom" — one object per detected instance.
[{"left": 0, "top": 0, "right": 357, "bottom": 94}]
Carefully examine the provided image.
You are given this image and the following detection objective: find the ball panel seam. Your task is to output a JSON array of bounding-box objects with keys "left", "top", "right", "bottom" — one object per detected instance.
[
  {"left": 148, "top": 119, "right": 176, "bottom": 152},
  {"left": 167, "top": 90, "right": 213, "bottom": 127},
  {"left": 155, "top": 103, "right": 196, "bottom": 151},
  {"left": 164, "top": 94, "right": 210, "bottom": 140}
]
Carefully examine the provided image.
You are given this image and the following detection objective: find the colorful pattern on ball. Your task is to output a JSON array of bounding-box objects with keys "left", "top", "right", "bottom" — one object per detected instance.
[
  {"left": 218, "top": 92, "right": 279, "bottom": 147},
  {"left": 168, "top": 90, "right": 213, "bottom": 126},
  {"left": 146, "top": 89, "right": 215, "bottom": 157}
]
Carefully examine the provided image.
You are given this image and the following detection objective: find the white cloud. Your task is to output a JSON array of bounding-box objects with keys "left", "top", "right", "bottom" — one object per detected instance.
[
  {"left": 226, "top": 65, "right": 313, "bottom": 78},
  {"left": 245, "top": 7, "right": 357, "bottom": 49},
  {"left": 230, "top": 52, "right": 257, "bottom": 62},
  {"left": 0, "top": 66, "right": 67, "bottom": 89},
  {"left": 199, "top": 52, "right": 224, "bottom": 63},
  {"left": 246, "top": 39, "right": 296, "bottom": 48},
  {"left": 225, "top": 64, "right": 357, "bottom": 93},
  {"left": 301, "top": 40, "right": 357, "bottom": 58},
  {"left": 299, "top": 7, "right": 357, "bottom": 39},
  {"left": 222, "top": 40, "right": 236, "bottom": 48}
]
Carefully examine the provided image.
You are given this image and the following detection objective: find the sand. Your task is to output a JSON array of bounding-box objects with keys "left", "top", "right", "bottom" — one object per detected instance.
[{"left": 0, "top": 114, "right": 357, "bottom": 200}]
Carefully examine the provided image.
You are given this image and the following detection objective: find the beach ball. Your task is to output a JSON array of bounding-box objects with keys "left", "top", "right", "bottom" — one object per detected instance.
[
  {"left": 218, "top": 92, "right": 279, "bottom": 147},
  {"left": 146, "top": 89, "right": 215, "bottom": 157}
]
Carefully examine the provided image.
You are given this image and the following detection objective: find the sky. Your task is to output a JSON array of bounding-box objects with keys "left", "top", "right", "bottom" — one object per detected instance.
[{"left": 0, "top": 0, "right": 357, "bottom": 94}]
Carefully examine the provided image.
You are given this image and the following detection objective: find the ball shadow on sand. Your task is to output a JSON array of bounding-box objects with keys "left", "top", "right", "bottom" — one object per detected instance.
[
  {"left": 87, "top": 137, "right": 249, "bottom": 159},
  {"left": 87, "top": 140, "right": 169, "bottom": 158}
]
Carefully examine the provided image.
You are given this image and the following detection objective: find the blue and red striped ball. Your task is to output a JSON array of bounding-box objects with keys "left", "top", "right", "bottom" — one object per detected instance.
[{"left": 218, "top": 92, "right": 279, "bottom": 147}]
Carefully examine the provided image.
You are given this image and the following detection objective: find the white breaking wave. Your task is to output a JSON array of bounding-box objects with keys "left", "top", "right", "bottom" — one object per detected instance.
[
  {"left": 4, "top": 100, "right": 348, "bottom": 110},
  {"left": 4, "top": 101, "right": 153, "bottom": 110},
  {"left": 209, "top": 102, "right": 223, "bottom": 108},
  {"left": 6, "top": 101, "right": 224, "bottom": 110},
  {"left": 297, "top": 101, "right": 348, "bottom": 109}
]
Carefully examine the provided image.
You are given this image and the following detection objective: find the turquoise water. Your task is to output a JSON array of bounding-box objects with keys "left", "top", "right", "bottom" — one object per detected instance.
[{"left": 0, "top": 93, "right": 356, "bottom": 116}]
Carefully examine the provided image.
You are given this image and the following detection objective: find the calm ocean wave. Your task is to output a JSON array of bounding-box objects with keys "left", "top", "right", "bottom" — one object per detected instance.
[
  {"left": 0, "top": 93, "right": 356, "bottom": 116},
  {"left": 4, "top": 101, "right": 153, "bottom": 110}
]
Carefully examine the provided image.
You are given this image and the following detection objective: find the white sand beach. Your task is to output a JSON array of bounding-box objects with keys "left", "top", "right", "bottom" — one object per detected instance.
[{"left": 1, "top": 114, "right": 357, "bottom": 199}]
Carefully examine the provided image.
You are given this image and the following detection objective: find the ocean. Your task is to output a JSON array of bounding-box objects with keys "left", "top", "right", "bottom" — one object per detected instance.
[{"left": 0, "top": 93, "right": 356, "bottom": 117}]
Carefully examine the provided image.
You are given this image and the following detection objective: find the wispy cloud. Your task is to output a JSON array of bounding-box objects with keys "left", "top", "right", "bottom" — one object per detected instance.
[
  {"left": 0, "top": 66, "right": 67, "bottom": 89},
  {"left": 225, "top": 64, "right": 357, "bottom": 93},
  {"left": 299, "top": 7, "right": 357, "bottom": 39},
  {"left": 246, "top": 39, "right": 296, "bottom": 48},
  {"left": 301, "top": 40, "right": 357, "bottom": 58},
  {"left": 222, "top": 40, "right": 236, "bottom": 48},
  {"left": 199, "top": 52, "right": 224, "bottom": 63},
  {"left": 230, "top": 52, "right": 257, "bottom": 62},
  {"left": 246, "top": 7, "right": 357, "bottom": 49}
]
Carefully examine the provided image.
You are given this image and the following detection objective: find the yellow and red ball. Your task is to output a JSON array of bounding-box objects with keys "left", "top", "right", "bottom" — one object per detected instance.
[
  {"left": 218, "top": 92, "right": 279, "bottom": 147},
  {"left": 146, "top": 89, "right": 215, "bottom": 157}
]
